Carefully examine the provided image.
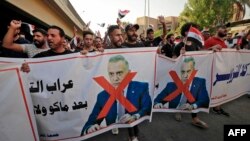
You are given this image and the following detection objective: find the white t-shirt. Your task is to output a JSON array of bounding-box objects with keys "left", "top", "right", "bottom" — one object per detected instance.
[{"left": 21, "top": 44, "right": 49, "bottom": 58}]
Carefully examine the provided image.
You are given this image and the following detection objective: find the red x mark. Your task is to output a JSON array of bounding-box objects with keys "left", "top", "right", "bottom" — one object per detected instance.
[
  {"left": 93, "top": 72, "right": 138, "bottom": 120},
  {"left": 163, "top": 70, "right": 197, "bottom": 103}
]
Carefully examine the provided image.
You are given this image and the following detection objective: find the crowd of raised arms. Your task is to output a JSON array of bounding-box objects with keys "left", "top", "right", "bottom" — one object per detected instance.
[{"left": 1, "top": 17, "right": 250, "bottom": 141}]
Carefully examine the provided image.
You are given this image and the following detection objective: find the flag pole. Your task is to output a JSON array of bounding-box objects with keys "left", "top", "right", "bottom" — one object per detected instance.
[
  {"left": 144, "top": 0, "right": 147, "bottom": 37},
  {"left": 148, "top": 0, "right": 150, "bottom": 29}
]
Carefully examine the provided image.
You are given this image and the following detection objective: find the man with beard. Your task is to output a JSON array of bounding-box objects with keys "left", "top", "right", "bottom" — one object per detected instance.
[
  {"left": 172, "top": 22, "right": 208, "bottom": 129},
  {"left": 106, "top": 25, "right": 125, "bottom": 49},
  {"left": 160, "top": 33, "right": 175, "bottom": 58},
  {"left": 33, "top": 25, "right": 72, "bottom": 58},
  {"left": 144, "top": 16, "right": 167, "bottom": 47},
  {"left": 106, "top": 25, "right": 145, "bottom": 141},
  {"left": 204, "top": 24, "right": 230, "bottom": 117},
  {"left": 204, "top": 25, "right": 228, "bottom": 50},
  {"left": 2, "top": 20, "right": 49, "bottom": 58},
  {"left": 122, "top": 24, "right": 145, "bottom": 48}
]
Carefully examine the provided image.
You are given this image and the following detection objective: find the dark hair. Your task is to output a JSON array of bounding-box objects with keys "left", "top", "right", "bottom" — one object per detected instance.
[
  {"left": 48, "top": 25, "right": 65, "bottom": 37},
  {"left": 107, "top": 25, "right": 120, "bottom": 36},
  {"left": 83, "top": 31, "right": 94, "bottom": 38},
  {"left": 147, "top": 28, "right": 154, "bottom": 34},
  {"left": 95, "top": 36, "right": 102, "bottom": 41},
  {"left": 33, "top": 28, "right": 47, "bottom": 36},
  {"left": 166, "top": 33, "right": 174, "bottom": 39},
  {"left": 181, "top": 22, "right": 199, "bottom": 37}
]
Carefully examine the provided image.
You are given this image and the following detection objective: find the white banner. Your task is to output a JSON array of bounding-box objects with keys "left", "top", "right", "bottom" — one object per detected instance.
[
  {"left": 1, "top": 48, "right": 250, "bottom": 141},
  {"left": 210, "top": 49, "right": 250, "bottom": 107},
  {"left": 0, "top": 63, "right": 39, "bottom": 141},
  {"left": 24, "top": 48, "right": 156, "bottom": 141},
  {"left": 153, "top": 51, "right": 213, "bottom": 113}
]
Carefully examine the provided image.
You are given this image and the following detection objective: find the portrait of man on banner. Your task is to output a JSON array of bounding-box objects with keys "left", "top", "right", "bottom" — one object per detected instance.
[
  {"left": 154, "top": 57, "right": 210, "bottom": 110},
  {"left": 81, "top": 55, "right": 152, "bottom": 135}
]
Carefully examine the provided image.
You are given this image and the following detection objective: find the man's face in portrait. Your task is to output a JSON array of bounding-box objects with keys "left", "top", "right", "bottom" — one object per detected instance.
[
  {"left": 181, "top": 61, "right": 194, "bottom": 83},
  {"left": 108, "top": 60, "right": 129, "bottom": 88}
]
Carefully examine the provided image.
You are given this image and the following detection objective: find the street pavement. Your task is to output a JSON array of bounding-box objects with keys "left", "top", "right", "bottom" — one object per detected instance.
[{"left": 85, "top": 95, "right": 250, "bottom": 141}]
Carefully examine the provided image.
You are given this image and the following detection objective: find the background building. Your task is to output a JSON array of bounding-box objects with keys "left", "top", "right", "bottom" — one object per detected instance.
[
  {"left": 0, "top": 0, "right": 86, "bottom": 40},
  {"left": 136, "top": 16, "right": 179, "bottom": 36}
]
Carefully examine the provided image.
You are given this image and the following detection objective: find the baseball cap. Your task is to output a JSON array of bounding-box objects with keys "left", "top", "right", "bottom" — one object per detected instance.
[{"left": 125, "top": 24, "right": 139, "bottom": 32}]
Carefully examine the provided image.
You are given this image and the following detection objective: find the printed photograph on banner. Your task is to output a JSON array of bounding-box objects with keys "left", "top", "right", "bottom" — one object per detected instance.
[
  {"left": 23, "top": 49, "right": 155, "bottom": 141},
  {"left": 210, "top": 51, "right": 250, "bottom": 107},
  {"left": 80, "top": 53, "right": 155, "bottom": 137},
  {"left": 153, "top": 54, "right": 212, "bottom": 113}
]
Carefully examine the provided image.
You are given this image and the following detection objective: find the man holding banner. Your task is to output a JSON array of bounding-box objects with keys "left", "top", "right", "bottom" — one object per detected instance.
[
  {"left": 154, "top": 57, "right": 210, "bottom": 128},
  {"left": 81, "top": 55, "right": 152, "bottom": 141}
]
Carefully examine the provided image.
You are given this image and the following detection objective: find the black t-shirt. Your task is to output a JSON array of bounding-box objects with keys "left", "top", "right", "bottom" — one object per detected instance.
[
  {"left": 161, "top": 43, "right": 174, "bottom": 58},
  {"left": 241, "top": 38, "right": 250, "bottom": 49},
  {"left": 173, "top": 42, "right": 199, "bottom": 57},
  {"left": 144, "top": 36, "right": 162, "bottom": 47},
  {"left": 122, "top": 41, "right": 145, "bottom": 48},
  {"left": 33, "top": 49, "right": 72, "bottom": 58}
]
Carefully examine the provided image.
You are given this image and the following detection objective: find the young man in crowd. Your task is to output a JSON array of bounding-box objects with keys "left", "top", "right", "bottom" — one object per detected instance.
[
  {"left": 122, "top": 24, "right": 145, "bottom": 48},
  {"left": 33, "top": 25, "right": 72, "bottom": 58},
  {"left": 144, "top": 16, "right": 167, "bottom": 47},
  {"left": 2, "top": 20, "right": 49, "bottom": 58},
  {"left": 172, "top": 22, "right": 208, "bottom": 129},
  {"left": 204, "top": 24, "right": 232, "bottom": 117}
]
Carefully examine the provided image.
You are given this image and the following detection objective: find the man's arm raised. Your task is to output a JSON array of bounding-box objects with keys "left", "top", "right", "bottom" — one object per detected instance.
[{"left": 2, "top": 20, "right": 24, "bottom": 52}]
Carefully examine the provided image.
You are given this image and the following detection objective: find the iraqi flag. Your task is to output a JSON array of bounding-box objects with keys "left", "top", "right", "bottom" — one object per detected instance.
[
  {"left": 118, "top": 9, "right": 130, "bottom": 19},
  {"left": 187, "top": 26, "right": 204, "bottom": 48},
  {"left": 98, "top": 23, "right": 105, "bottom": 27}
]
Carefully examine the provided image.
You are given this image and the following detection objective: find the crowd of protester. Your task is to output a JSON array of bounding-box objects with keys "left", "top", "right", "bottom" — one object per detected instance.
[{"left": 1, "top": 16, "right": 250, "bottom": 141}]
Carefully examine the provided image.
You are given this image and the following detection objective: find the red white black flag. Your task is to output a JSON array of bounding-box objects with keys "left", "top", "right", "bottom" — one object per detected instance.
[
  {"left": 118, "top": 9, "right": 130, "bottom": 19},
  {"left": 187, "top": 26, "right": 204, "bottom": 47}
]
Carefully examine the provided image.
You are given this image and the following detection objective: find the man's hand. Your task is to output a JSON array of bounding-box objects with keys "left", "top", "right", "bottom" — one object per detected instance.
[
  {"left": 73, "top": 26, "right": 77, "bottom": 36},
  {"left": 180, "top": 47, "right": 186, "bottom": 55},
  {"left": 119, "top": 114, "right": 137, "bottom": 124},
  {"left": 209, "top": 44, "right": 222, "bottom": 52},
  {"left": 158, "top": 16, "right": 165, "bottom": 24},
  {"left": 9, "top": 20, "right": 22, "bottom": 30},
  {"left": 97, "top": 47, "right": 104, "bottom": 52},
  {"left": 21, "top": 62, "right": 30, "bottom": 73},
  {"left": 80, "top": 49, "right": 88, "bottom": 55},
  {"left": 87, "top": 124, "right": 101, "bottom": 134},
  {"left": 154, "top": 103, "right": 163, "bottom": 108},
  {"left": 116, "top": 18, "right": 121, "bottom": 26},
  {"left": 179, "top": 103, "right": 194, "bottom": 111}
]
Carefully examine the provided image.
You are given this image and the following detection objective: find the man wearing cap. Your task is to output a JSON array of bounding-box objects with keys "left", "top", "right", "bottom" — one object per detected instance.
[
  {"left": 122, "top": 24, "right": 145, "bottom": 48},
  {"left": 144, "top": 16, "right": 167, "bottom": 47}
]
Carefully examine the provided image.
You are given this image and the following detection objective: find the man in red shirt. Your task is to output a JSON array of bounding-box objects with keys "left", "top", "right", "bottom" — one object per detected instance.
[
  {"left": 204, "top": 25, "right": 228, "bottom": 51},
  {"left": 204, "top": 24, "right": 230, "bottom": 117}
]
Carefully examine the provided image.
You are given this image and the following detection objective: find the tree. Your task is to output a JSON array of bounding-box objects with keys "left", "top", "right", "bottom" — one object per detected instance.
[{"left": 178, "top": 0, "right": 235, "bottom": 30}]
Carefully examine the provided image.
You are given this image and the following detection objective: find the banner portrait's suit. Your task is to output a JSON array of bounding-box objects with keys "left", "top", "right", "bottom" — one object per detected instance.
[
  {"left": 81, "top": 81, "right": 152, "bottom": 135},
  {"left": 154, "top": 77, "right": 209, "bottom": 108}
]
